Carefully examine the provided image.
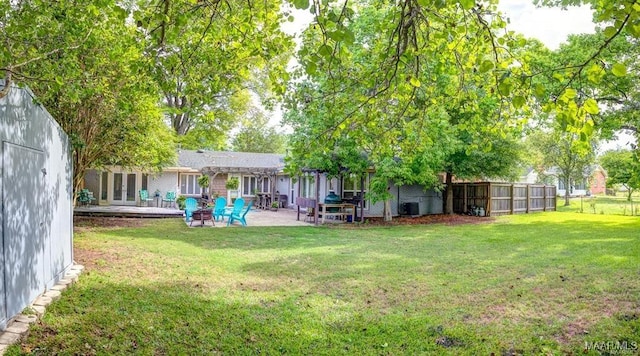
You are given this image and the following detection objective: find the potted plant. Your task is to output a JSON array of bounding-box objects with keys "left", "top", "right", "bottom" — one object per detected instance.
[
  {"left": 198, "top": 175, "right": 210, "bottom": 200},
  {"left": 271, "top": 201, "right": 279, "bottom": 211},
  {"left": 226, "top": 177, "right": 240, "bottom": 202}
]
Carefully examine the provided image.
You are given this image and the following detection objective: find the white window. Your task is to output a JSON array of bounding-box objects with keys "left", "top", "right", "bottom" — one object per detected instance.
[
  {"left": 243, "top": 176, "right": 271, "bottom": 196},
  {"left": 180, "top": 173, "right": 202, "bottom": 195},
  {"left": 343, "top": 174, "right": 369, "bottom": 208},
  {"left": 243, "top": 176, "right": 257, "bottom": 196},
  {"left": 300, "top": 175, "right": 316, "bottom": 198}
]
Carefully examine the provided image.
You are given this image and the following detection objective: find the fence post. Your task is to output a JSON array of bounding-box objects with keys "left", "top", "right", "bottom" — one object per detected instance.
[
  {"left": 543, "top": 185, "right": 547, "bottom": 212},
  {"left": 463, "top": 184, "right": 468, "bottom": 214},
  {"left": 510, "top": 184, "right": 514, "bottom": 214},
  {"left": 526, "top": 185, "right": 530, "bottom": 213}
]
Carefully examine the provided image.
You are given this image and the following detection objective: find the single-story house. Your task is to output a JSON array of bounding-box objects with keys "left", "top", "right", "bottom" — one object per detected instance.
[
  {"left": 84, "top": 150, "right": 292, "bottom": 207},
  {"left": 83, "top": 150, "right": 444, "bottom": 218},
  {"left": 519, "top": 165, "right": 607, "bottom": 196}
]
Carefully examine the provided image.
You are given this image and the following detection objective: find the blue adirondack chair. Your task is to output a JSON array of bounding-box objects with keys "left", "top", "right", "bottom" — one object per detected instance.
[
  {"left": 228, "top": 200, "right": 253, "bottom": 226},
  {"left": 212, "top": 197, "right": 227, "bottom": 222},
  {"left": 184, "top": 197, "right": 198, "bottom": 222},
  {"left": 222, "top": 198, "right": 245, "bottom": 225}
]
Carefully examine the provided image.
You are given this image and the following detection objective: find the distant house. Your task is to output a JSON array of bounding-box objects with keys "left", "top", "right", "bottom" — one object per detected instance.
[
  {"left": 518, "top": 165, "right": 607, "bottom": 196},
  {"left": 83, "top": 149, "right": 445, "bottom": 217},
  {"left": 0, "top": 81, "right": 74, "bottom": 329}
]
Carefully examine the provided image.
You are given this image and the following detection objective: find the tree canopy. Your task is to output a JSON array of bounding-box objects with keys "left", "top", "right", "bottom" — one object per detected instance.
[{"left": 599, "top": 149, "right": 640, "bottom": 201}]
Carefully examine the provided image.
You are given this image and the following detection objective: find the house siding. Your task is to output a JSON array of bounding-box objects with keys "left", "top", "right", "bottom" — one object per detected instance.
[{"left": 149, "top": 172, "right": 179, "bottom": 201}]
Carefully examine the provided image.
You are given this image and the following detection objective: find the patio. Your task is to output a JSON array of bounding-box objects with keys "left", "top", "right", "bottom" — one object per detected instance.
[{"left": 74, "top": 206, "right": 312, "bottom": 227}]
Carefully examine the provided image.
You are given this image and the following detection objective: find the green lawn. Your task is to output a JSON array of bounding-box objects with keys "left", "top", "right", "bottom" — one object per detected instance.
[
  {"left": 8, "top": 213, "right": 640, "bottom": 355},
  {"left": 557, "top": 195, "right": 640, "bottom": 216}
]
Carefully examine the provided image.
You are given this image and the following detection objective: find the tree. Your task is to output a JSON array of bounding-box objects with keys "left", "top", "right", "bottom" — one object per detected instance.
[
  {"left": 599, "top": 149, "right": 640, "bottom": 201},
  {"left": 526, "top": 127, "right": 597, "bottom": 206},
  {"left": 231, "top": 108, "right": 287, "bottom": 153},
  {"left": 284, "top": 1, "right": 528, "bottom": 220},
  {"left": 135, "top": 0, "right": 294, "bottom": 147},
  {"left": 3, "top": 1, "right": 176, "bottom": 198}
]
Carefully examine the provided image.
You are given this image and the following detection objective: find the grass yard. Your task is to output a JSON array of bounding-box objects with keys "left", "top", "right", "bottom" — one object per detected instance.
[
  {"left": 7, "top": 213, "right": 640, "bottom": 355},
  {"left": 558, "top": 195, "right": 640, "bottom": 216}
]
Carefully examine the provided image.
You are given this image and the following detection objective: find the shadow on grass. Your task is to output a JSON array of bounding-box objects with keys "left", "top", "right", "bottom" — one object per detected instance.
[
  {"left": 10, "top": 278, "right": 474, "bottom": 355},
  {"left": 11, "top": 272, "right": 640, "bottom": 355}
]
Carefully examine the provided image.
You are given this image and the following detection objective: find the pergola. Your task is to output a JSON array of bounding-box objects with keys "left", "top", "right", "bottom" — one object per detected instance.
[
  {"left": 200, "top": 166, "right": 282, "bottom": 202},
  {"left": 296, "top": 168, "right": 366, "bottom": 225}
]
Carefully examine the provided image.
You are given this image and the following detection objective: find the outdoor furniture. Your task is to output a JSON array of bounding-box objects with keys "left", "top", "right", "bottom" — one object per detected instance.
[
  {"left": 190, "top": 208, "right": 213, "bottom": 227},
  {"left": 223, "top": 198, "right": 245, "bottom": 224},
  {"left": 278, "top": 194, "right": 288, "bottom": 208},
  {"left": 162, "top": 191, "right": 176, "bottom": 208},
  {"left": 184, "top": 197, "right": 198, "bottom": 222},
  {"left": 212, "top": 197, "right": 227, "bottom": 222},
  {"left": 318, "top": 203, "right": 355, "bottom": 224},
  {"left": 138, "top": 189, "right": 153, "bottom": 207},
  {"left": 78, "top": 189, "right": 96, "bottom": 207},
  {"left": 228, "top": 200, "right": 253, "bottom": 227}
]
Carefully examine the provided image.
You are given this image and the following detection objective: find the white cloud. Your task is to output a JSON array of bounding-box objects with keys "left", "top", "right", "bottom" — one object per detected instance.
[{"left": 497, "top": 0, "right": 595, "bottom": 50}]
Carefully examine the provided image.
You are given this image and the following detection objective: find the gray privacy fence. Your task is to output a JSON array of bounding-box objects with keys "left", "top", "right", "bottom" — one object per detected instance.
[
  {"left": 453, "top": 182, "right": 557, "bottom": 216},
  {"left": 0, "top": 81, "right": 73, "bottom": 330}
]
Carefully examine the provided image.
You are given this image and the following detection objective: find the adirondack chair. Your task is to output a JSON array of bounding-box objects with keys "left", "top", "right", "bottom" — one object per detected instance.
[
  {"left": 222, "top": 198, "right": 245, "bottom": 225},
  {"left": 228, "top": 200, "right": 253, "bottom": 227},
  {"left": 184, "top": 197, "right": 198, "bottom": 222},
  {"left": 212, "top": 196, "right": 227, "bottom": 222}
]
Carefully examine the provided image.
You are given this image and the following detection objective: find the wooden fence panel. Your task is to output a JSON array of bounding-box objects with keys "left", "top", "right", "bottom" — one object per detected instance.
[{"left": 453, "top": 182, "right": 556, "bottom": 216}]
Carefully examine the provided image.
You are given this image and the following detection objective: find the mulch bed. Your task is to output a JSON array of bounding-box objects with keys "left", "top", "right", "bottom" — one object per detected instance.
[{"left": 364, "top": 214, "right": 494, "bottom": 226}]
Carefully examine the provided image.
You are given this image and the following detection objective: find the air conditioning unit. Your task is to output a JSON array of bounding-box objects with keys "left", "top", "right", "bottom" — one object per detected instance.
[{"left": 401, "top": 202, "right": 419, "bottom": 216}]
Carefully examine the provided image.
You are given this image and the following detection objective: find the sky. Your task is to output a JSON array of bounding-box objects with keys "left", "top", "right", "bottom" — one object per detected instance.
[
  {"left": 497, "top": 0, "right": 595, "bottom": 50},
  {"left": 275, "top": 1, "right": 635, "bottom": 150}
]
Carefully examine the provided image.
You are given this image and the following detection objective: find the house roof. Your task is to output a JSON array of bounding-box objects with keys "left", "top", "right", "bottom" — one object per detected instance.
[{"left": 178, "top": 150, "right": 286, "bottom": 175}]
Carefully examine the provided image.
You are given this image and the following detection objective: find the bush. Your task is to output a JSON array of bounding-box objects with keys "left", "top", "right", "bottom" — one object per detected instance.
[{"left": 176, "top": 195, "right": 187, "bottom": 210}]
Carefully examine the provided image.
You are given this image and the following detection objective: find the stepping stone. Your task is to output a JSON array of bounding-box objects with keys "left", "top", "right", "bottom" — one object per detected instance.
[
  {"left": 50, "top": 284, "right": 67, "bottom": 292},
  {"left": 14, "top": 315, "right": 37, "bottom": 324},
  {"left": 33, "top": 296, "right": 52, "bottom": 307},
  {"left": 57, "top": 278, "right": 73, "bottom": 286},
  {"left": 31, "top": 305, "right": 45, "bottom": 316},
  {"left": 0, "top": 331, "right": 21, "bottom": 344},
  {"left": 5, "top": 321, "right": 30, "bottom": 334},
  {"left": 44, "top": 290, "right": 62, "bottom": 301}
]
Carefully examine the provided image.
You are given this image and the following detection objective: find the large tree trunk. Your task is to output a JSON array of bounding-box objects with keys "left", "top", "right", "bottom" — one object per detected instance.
[
  {"left": 445, "top": 172, "right": 454, "bottom": 215},
  {"left": 383, "top": 199, "right": 392, "bottom": 222}
]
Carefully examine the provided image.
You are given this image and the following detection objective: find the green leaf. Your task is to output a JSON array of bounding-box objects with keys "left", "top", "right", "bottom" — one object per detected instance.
[
  {"left": 583, "top": 98, "right": 599, "bottom": 115},
  {"left": 498, "top": 80, "right": 513, "bottom": 96},
  {"left": 479, "top": 60, "right": 494, "bottom": 73},
  {"left": 293, "top": 0, "right": 309, "bottom": 10},
  {"left": 563, "top": 88, "right": 577, "bottom": 99},
  {"left": 512, "top": 95, "right": 525, "bottom": 108},
  {"left": 603, "top": 26, "right": 617, "bottom": 38},
  {"left": 318, "top": 44, "right": 333, "bottom": 58},
  {"left": 611, "top": 63, "right": 627, "bottom": 77},
  {"left": 459, "top": 0, "right": 475, "bottom": 10},
  {"left": 583, "top": 120, "right": 594, "bottom": 136},
  {"left": 409, "top": 77, "right": 421, "bottom": 88}
]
